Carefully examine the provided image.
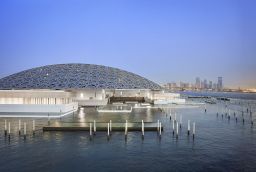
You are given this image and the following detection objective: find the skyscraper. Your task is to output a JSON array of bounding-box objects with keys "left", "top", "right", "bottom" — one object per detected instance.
[
  {"left": 209, "top": 81, "right": 213, "bottom": 89},
  {"left": 195, "top": 77, "right": 200, "bottom": 89},
  {"left": 217, "top": 77, "right": 223, "bottom": 91},
  {"left": 204, "top": 79, "right": 208, "bottom": 89},
  {"left": 201, "top": 81, "right": 204, "bottom": 89}
]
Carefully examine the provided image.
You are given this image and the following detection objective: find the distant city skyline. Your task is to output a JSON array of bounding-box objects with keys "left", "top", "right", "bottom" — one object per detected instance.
[
  {"left": 164, "top": 76, "right": 224, "bottom": 91},
  {"left": 0, "top": 0, "right": 255, "bottom": 89}
]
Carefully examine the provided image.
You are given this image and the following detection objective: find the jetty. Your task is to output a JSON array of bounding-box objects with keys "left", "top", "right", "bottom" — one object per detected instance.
[{"left": 43, "top": 122, "right": 163, "bottom": 132}]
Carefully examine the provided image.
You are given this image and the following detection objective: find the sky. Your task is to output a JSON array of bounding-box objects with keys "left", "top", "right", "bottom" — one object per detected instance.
[{"left": 0, "top": 0, "right": 255, "bottom": 89}]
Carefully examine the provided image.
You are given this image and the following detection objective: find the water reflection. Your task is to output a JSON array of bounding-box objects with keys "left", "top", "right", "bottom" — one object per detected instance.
[{"left": 0, "top": 98, "right": 256, "bottom": 171}]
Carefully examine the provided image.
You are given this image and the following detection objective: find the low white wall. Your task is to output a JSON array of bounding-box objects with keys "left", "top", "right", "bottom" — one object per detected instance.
[
  {"left": 154, "top": 99, "right": 186, "bottom": 105},
  {"left": 73, "top": 89, "right": 105, "bottom": 100},
  {"left": 77, "top": 100, "right": 108, "bottom": 106},
  {"left": 0, "top": 102, "right": 78, "bottom": 113}
]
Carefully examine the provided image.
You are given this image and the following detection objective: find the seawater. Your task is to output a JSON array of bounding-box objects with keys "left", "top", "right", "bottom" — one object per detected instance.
[{"left": 0, "top": 93, "right": 256, "bottom": 172}]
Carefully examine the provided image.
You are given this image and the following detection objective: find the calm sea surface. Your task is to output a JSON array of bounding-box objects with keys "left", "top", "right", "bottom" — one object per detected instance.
[
  {"left": 0, "top": 92, "right": 256, "bottom": 172},
  {"left": 181, "top": 91, "right": 256, "bottom": 100}
]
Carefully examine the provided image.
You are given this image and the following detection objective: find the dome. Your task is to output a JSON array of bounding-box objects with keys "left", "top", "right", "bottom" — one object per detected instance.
[{"left": 0, "top": 64, "right": 161, "bottom": 90}]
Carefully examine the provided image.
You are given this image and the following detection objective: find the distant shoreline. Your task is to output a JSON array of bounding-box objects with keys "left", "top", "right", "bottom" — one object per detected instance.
[
  {"left": 180, "top": 90, "right": 256, "bottom": 94},
  {"left": 178, "top": 90, "right": 256, "bottom": 100}
]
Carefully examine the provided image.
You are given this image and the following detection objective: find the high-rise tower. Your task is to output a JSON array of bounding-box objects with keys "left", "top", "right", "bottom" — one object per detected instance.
[{"left": 217, "top": 77, "right": 223, "bottom": 91}]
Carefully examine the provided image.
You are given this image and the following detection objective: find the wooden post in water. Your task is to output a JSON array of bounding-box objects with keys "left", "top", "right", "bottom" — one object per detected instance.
[
  {"left": 172, "top": 119, "right": 175, "bottom": 135},
  {"left": 157, "top": 120, "right": 160, "bottom": 134},
  {"left": 8, "top": 122, "right": 11, "bottom": 140},
  {"left": 141, "top": 120, "right": 144, "bottom": 139},
  {"left": 180, "top": 115, "right": 182, "bottom": 128},
  {"left": 205, "top": 104, "right": 207, "bottom": 113},
  {"left": 19, "top": 120, "right": 21, "bottom": 135},
  {"left": 125, "top": 120, "right": 128, "bottom": 140},
  {"left": 170, "top": 111, "right": 172, "bottom": 120},
  {"left": 110, "top": 120, "right": 112, "bottom": 135},
  {"left": 249, "top": 105, "right": 252, "bottom": 116},
  {"left": 159, "top": 122, "right": 162, "bottom": 138},
  {"left": 193, "top": 122, "right": 195, "bottom": 140},
  {"left": 32, "top": 120, "right": 35, "bottom": 136},
  {"left": 93, "top": 120, "right": 96, "bottom": 135},
  {"left": 174, "top": 113, "right": 177, "bottom": 123},
  {"left": 89, "top": 123, "right": 92, "bottom": 140},
  {"left": 107, "top": 123, "right": 110, "bottom": 140},
  {"left": 4, "top": 120, "right": 7, "bottom": 136},
  {"left": 176, "top": 122, "right": 179, "bottom": 139},
  {"left": 24, "top": 122, "right": 26, "bottom": 140},
  {"left": 187, "top": 120, "right": 190, "bottom": 135}
]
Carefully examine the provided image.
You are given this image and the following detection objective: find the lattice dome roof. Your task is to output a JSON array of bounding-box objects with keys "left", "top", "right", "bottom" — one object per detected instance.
[{"left": 0, "top": 64, "right": 161, "bottom": 90}]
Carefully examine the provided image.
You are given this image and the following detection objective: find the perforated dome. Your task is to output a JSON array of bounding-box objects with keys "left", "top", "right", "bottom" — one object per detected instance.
[{"left": 0, "top": 64, "right": 161, "bottom": 90}]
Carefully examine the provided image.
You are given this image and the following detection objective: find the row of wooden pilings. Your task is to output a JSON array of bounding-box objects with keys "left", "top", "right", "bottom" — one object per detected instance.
[
  {"left": 216, "top": 109, "right": 254, "bottom": 126},
  {"left": 87, "top": 118, "right": 196, "bottom": 141},
  {"left": 3, "top": 120, "right": 35, "bottom": 140},
  {"left": 204, "top": 103, "right": 254, "bottom": 127},
  {"left": 2, "top": 119, "right": 194, "bottom": 142},
  {"left": 87, "top": 120, "right": 162, "bottom": 141},
  {"left": 207, "top": 101, "right": 255, "bottom": 126},
  {"left": 167, "top": 112, "right": 196, "bottom": 140}
]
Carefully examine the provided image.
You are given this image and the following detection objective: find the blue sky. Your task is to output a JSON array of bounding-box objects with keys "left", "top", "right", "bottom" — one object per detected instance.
[{"left": 0, "top": 0, "right": 255, "bottom": 88}]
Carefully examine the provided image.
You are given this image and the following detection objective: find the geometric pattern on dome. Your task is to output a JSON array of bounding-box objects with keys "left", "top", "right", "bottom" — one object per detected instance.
[{"left": 0, "top": 63, "right": 161, "bottom": 90}]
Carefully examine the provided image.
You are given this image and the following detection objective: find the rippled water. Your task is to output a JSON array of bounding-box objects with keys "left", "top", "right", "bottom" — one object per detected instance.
[
  {"left": 181, "top": 91, "right": 256, "bottom": 100},
  {"left": 0, "top": 98, "right": 256, "bottom": 172}
]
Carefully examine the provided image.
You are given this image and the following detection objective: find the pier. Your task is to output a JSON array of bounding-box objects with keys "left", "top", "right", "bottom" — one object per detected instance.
[{"left": 43, "top": 122, "right": 163, "bottom": 132}]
